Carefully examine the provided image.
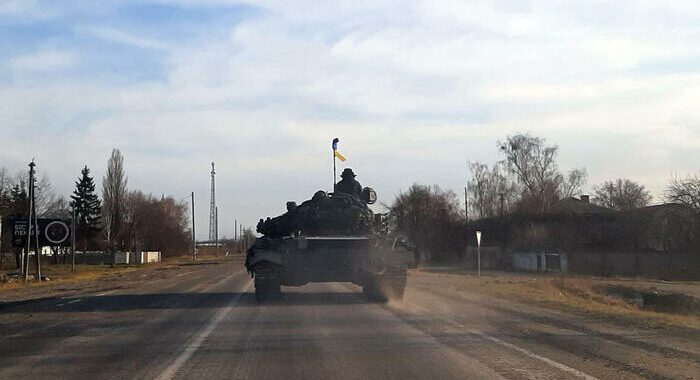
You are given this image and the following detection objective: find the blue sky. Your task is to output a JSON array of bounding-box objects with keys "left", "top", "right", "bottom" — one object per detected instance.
[{"left": 2, "top": 0, "right": 700, "bottom": 238}]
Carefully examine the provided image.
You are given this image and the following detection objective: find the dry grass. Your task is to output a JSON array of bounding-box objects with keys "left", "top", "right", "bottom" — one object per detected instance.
[
  {"left": 0, "top": 254, "right": 228, "bottom": 292},
  {"left": 429, "top": 271, "right": 700, "bottom": 329},
  {"left": 1, "top": 263, "right": 139, "bottom": 291}
]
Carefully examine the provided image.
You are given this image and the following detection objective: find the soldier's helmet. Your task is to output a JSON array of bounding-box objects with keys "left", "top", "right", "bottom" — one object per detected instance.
[{"left": 341, "top": 168, "right": 356, "bottom": 178}]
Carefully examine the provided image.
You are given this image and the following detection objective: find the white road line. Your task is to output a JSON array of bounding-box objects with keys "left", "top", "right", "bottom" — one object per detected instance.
[
  {"left": 476, "top": 332, "right": 598, "bottom": 380},
  {"left": 57, "top": 291, "right": 113, "bottom": 307},
  {"left": 406, "top": 302, "right": 598, "bottom": 380},
  {"left": 155, "top": 282, "right": 252, "bottom": 380},
  {"left": 57, "top": 299, "right": 83, "bottom": 307},
  {"left": 175, "top": 271, "right": 193, "bottom": 277}
]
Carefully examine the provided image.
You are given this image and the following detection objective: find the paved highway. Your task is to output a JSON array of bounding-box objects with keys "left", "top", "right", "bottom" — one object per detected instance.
[{"left": 0, "top": 259, "right": 698, "bottom": 379}]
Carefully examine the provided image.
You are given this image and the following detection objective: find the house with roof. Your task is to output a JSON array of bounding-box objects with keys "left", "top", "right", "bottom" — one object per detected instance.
[{"left": 467, "top": 196, "right": 699, "bottom": 279}]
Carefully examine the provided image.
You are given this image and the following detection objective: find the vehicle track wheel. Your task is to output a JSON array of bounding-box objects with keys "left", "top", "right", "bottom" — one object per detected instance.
[
  {"left": 363, "top": 267, "right": 407, "bottom": 302},
  {"left": 253, "top": 262, "right": 281, "bottom": 302}
]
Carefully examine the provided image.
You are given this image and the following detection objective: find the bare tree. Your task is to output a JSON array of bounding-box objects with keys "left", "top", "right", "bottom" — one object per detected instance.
[
  {"left": 561, "top": 168, "right": 588, "bottom": 198},
  {"left": 44, "top": 195, "right": 72, "bottom": 219},
  {"left": 123, "top": 191, "right": 191, "bottom": 257},
  {"left": 390, "top": 184, "right": 463, "bottom": 263},
  {"left": 467, "top": 161, "right": 517, "bottom": 219},
  {"left": 499, "top": 133, "right": 587, "bottom": 212},
  {"left": 0, "top": 167, "right": 10, "bottom": 197},
  {"left": 499, "top": 134, "right": 561, "bottom": 212},
  {"left": 666, "top": 174, "right": 700, "bottom": 212},
  {"left": 593, "top": 178, "right": 652, "bottom": 210},
  {"left": 34, "top": 173, "right": 57, "bottom": 216},
  {"left": 102, "top": 149, "right": 128, "bottom": 265},
  {"left": 0, "top": 167, "right": 11, "bottom": 218}
]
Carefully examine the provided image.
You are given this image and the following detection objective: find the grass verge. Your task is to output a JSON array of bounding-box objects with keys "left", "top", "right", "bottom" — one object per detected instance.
[
  {"left": 420, "top": 270, "right": 700, "bottom": 330},
  {"left": 0, "top": 255, "right": 228, "bottom": 292}
]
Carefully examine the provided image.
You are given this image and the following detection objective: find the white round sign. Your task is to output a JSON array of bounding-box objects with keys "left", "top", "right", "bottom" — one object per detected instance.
[{"left": 44, "top": 220, "right": 70, "bottom": 245}]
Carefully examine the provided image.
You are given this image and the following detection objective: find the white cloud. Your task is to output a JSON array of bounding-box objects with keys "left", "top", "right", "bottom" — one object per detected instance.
[
  {"left": 0, "top": 0, "right": 56, "bottom": 19},
  {"left": 10, "top": 51, "right": 75, "bottom": 72},
  {"left": 2, "top": 0, "right": 700, "bottom": 235},
  {"left": 79, "top": 26, "right": 172, "bottom": 51}
]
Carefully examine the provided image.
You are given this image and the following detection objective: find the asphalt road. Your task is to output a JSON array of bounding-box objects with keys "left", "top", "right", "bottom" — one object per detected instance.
[{"left": 0, "top": 259, "right": 698, "bottom": 379}]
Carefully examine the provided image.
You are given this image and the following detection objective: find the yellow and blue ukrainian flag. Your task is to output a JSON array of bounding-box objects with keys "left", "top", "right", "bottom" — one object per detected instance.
[{"left": 332, "top": 137, "right": 346, "bottom": 161}]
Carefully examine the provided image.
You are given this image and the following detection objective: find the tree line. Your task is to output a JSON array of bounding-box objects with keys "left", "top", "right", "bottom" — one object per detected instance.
[
  {"left": 1, "top": 148, "right": 192, "bottom": 268},
  {"left": 390, "top": 133, "right": 700, "bottom": 263}
]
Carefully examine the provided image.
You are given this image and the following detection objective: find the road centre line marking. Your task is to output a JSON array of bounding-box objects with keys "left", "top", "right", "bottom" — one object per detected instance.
[
  {"left": 57, "top": 291, "right": 113, "bottom": 307},
  {"left": 155, "top": 281, "right": 252, "bottom": 380},
  {"left": 57, "top": 298, "right": 83, "bottom": 307},
  {"left": 406, "top": 302, "right": 598, "bottom": 380}
]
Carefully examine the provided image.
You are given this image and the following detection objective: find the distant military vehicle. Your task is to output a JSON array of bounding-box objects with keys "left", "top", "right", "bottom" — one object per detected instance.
[{"left": 245, "top": 177, "right": 410, "bottom": 302}]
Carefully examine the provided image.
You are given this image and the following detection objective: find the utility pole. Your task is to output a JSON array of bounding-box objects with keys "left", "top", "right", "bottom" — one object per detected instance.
[
  {"left": 32, "top": 163, "right": 41, "bottom": 282},
  {"left": 0, "top": 213, "right": 3, "bottom": 269},
  {"left": 208, "top": 162, "right": 216, "bottom": 242},
  {"left": 71, "top": 207, "right": 76, "bottom": 272},
  {"left": 25, "top": 160, "right": 41, "bottom": 283},
  {"left": 215, "top": 206, "right": 219, "bottom": 256},
  {"left": 243, "top": 227, "right": 248, "bottom": 252},
  {"left": 464, "top": 187, "right": 468, "bottom": 223},
  {"left": 0, "top": 215, "right": 3, "bottom": 268},
  {"left": 24, "top": 163, "right": 33, "bottom": 282},
  {"left": 20, "top": 247, "right": 25, "bottom": 278},
  {"left": 464, "top": 186, "right": 468, "bottom": 262},
  {"left": 191, "top": 192, "right": 196, "bottom": 261},
  {"left": 499, "top": 193, "right": 505, "bottom": 216}
]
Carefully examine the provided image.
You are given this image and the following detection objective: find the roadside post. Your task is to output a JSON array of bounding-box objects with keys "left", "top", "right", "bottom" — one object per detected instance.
[{"left": 476, "top": 230, "right": 482, "bottom": 277}]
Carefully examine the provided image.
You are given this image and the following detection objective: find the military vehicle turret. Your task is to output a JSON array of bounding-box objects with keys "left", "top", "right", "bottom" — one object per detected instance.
[{"left": 245, "top": 173, "right": 410, "bottom": 302}]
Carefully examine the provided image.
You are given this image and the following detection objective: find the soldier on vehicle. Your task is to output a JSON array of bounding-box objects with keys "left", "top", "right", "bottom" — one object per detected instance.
[{"left": 335, "top": 168, "right": 362, "bottom": 198}]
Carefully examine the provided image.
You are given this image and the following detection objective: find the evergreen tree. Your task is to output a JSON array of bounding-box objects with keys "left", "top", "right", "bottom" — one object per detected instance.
[
  {"left": 70, "top": 166, "right": 101, "bottom": 251},
  {"left": 7, "top": 184, "right": 27, "bottom": 268},
  {"left": 9, "top": 184, "right": 27, "bottom": 215}
]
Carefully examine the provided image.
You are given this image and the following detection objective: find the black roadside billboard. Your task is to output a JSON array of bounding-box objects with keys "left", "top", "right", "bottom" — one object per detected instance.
[{"left": 12, "top": 218, "right": 72, "bottom": 248}]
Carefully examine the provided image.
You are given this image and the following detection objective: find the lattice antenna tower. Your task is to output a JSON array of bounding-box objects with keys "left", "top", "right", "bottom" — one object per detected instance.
[{"left": 208, "top": 162, "right": 217, "bottom": 241}]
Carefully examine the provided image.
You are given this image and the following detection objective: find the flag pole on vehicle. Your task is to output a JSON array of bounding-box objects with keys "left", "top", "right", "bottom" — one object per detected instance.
[{"left": 332, "top": 138, "right": 346, "bottom": 192}]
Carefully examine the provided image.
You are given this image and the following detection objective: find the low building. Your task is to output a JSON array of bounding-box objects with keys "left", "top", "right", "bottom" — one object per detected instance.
[{"left": 468, "top": 196, "right": 699, "bottom": 279}]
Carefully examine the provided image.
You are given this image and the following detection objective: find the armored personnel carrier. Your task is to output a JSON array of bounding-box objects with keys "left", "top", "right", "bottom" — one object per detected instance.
[{"left": 245, "top": 185, "right": 410, "bottom": 302}]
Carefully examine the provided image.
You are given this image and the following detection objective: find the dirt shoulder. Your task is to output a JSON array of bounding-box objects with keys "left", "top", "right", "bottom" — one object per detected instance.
[
  {"left": 0, "top": 255, "right": 243, "bottom": 304},
  {"left": 413, "top": 268, "right": 700, "bottom": 330}
]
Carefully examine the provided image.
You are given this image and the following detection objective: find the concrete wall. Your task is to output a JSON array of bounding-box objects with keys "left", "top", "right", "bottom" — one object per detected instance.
[
  {"left": 75, "top": 251, "right": 114, "bottom": 265},
  {"left": 140, "top": 251, "right": 161, "bottom": 263},
  {"left": 513, "top": 252, "right": 539, "bottom": 271},
  {"left": 568, "top": 251, "right": 698, "bottom": 280},
  {"left": 464, "top": 247, "right": 506, "bottom": 270},
  {"left": 463, "top": 246, "right": 696, "bottom": 280},
  {"left": 74, "top": 251, "right": 161, "bottom": 265},
  {"left": 512, "top": 252, "right": 568, "bottom": 273}
]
